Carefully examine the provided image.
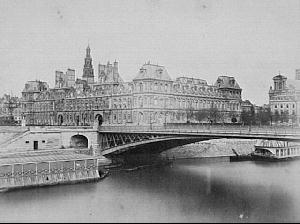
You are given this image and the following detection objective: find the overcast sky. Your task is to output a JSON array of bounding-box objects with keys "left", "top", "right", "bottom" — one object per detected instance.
[{"left": 1, "top": 0, "right": 300, "bottom": 105}]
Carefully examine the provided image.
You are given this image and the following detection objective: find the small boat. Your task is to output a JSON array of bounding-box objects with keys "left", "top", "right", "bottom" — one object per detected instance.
[{"left": 251, "top": 140, "right": 300, "bottom": 161}]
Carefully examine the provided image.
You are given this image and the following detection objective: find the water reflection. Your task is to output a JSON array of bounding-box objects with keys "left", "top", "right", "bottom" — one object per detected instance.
[{"left": 0, "top": 158, "right": 299, "bottom": 222}]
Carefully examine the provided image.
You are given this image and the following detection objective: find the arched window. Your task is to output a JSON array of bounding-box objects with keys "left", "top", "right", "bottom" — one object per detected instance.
[{"left": 139, "top": 82, "right": 143, "bottom": 92}]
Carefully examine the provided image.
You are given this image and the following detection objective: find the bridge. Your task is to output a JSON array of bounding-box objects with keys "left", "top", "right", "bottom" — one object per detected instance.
[
  {"left": 98, "top": 125, "right": 300, "bottom": 158},
  {"left": 0, "top": 125, "right": 299, "bottom": 159}
]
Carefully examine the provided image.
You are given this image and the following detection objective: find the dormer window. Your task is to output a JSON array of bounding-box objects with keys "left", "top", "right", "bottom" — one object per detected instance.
[{"left": 157, "top": 68, "right": 163, "bottom": 75}]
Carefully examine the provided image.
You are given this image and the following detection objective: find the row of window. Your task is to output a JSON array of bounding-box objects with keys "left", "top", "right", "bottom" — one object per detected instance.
[
  {"left": 276, "top": 148, "right": 300, "bottom": 157},
  {"left": 274, "top": 103, "right": 295, "bottom": 109},
  {"left": 25, "top": 140, "right": 46, "bottom": 143}
]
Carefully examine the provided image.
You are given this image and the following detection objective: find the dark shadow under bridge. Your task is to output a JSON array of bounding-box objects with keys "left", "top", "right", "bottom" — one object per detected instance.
[{"left": 98, "top": 125, "right": 300, "bottom": 158}]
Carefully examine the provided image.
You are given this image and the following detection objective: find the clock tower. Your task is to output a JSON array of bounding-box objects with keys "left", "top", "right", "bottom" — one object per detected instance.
[{"left": 82, "top": 45, "right": 94, "bottom": 85}]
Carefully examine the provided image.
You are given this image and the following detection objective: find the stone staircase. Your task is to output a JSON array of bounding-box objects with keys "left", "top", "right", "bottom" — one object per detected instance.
[{"left": 0, "top": 129, "right": 30, "bottom": 149}]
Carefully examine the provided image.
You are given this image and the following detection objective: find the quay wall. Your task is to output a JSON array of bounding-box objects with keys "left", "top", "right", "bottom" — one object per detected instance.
[
  {"left": 0, "top": 131, "right": 62, "bottom": 153},
  {"left": 0, "top": 126, "right": 29, "bottom": 145},
  {"left": 0, "top": 126, "right": 99, "bottom": 155},
  {"left": 161, "top": 138, "right": 258, "bottom": 159}
]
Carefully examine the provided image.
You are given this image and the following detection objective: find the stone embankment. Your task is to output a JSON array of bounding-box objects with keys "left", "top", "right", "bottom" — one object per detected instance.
[{"left": 160, "top": 139, "right": 257, "bottom": 159}]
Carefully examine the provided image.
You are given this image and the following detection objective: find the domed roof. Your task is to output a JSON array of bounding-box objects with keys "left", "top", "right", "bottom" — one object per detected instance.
[{"left": 133, "top": 63, "right": 172, "bottom": 81}]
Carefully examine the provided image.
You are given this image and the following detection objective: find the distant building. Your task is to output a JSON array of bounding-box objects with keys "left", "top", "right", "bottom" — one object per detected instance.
[
  {"left": 295, "top": 69, "right": 300, "bottom": 80},
  {"left": 269, "top": 71, "right": 300, "bottom": 125},
  {"left": 55, "top": 69, "right": 75, "bottom": 88},
  {"left": 241, "top": 100, "right": 253, "bottom": 113},
  {"left": 98, "top": 60, "right": 123, "bottom": 84},
  {"left": 21, "top": 80, "right": 50, "bottom": 125},
  {"left": 21, "top": 46, "right": 243, "bottom": 126},
  {"left": 0, "top": 94, "right": 22, "bottom": 125}
]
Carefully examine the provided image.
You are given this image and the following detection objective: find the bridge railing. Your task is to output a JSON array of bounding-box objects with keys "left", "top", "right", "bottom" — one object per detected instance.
[{"left": 98, "top": 124, "right": 300, "bottom": 136}]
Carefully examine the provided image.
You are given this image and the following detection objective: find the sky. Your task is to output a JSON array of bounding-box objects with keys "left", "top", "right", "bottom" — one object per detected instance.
[{"left": 0, "top": 0, "right": 300, "bottom": 105}]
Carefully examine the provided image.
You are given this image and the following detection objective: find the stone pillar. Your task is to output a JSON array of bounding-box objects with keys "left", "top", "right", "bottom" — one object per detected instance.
[{"left": 21, "top": 118, "right": 26, "bottom": 127}]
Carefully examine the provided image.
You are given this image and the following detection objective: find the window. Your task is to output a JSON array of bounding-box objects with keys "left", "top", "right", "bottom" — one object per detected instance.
[
  {"left": 42, "top": 140, "right": 46, "bottom": 143},
  {"left": 25, "top": 141, "right": 29, "bottom": 144}
]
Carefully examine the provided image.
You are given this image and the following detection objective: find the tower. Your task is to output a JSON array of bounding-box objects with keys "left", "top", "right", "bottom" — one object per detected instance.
[
  {"left": 82, "top": 45, "right": 94, "bottom": 85},
  {"left": 296, "top": 69, "right": 300, "bottom": 80},
  {"left": 273, "top": 73, "right": 287, "bottom": 91}
]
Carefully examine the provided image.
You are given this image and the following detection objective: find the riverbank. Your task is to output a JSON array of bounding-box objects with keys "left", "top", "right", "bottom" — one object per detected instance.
[{"left": 160, "top": 138, "right": 257, "bottom": 160}]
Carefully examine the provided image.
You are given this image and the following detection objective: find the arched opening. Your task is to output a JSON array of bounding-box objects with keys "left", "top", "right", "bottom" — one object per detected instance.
[
  {"left": 58, "top": 114, "right": 63, "bottom": 126},
  {"left": 231, "top": 117, "right": 237, "bottom": 123},
  {"left": 95, "top": 114, "right": 103, "bottom": 126},
  {"left": 70, "top": 135, "right": 88, "bottom": 149},
  {"left": 75, "top": 115, "right": 80, "bottom": 126},
  {"left": 138, "top": 112, "right": 143, "bottom": 124}
]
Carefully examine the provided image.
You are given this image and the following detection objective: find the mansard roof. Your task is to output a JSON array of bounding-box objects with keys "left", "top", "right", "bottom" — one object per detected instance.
[
  {"left": 133, "top": 63, "right": 172, "bottom": 81},
  {"left": 215, "top": 76, "right": 241, "bottom": 89},
  {"left": 22, "top": 80, "right": 49, "bottom": 92}
]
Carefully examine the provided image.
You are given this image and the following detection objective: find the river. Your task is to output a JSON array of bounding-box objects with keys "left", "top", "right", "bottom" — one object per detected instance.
[{"left": 1, "top": 157, "right": 300, "bottom": 222}]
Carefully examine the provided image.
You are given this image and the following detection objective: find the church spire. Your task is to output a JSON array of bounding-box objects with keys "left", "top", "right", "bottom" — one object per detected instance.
[{"left": 86, "top": 45, "right": 91, "bottom": 58}]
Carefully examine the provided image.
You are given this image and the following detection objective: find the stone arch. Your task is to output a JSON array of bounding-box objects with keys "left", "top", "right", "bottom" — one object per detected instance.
[
  {"left": 70, "top": 135, "right": 88, "bottom": 149},
  {"left": 95, "top": 114, "right": 103, "bottom": 126}
]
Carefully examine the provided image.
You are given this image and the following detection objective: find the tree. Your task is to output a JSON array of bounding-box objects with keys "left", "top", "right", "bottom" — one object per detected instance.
[
  {"left": 229, "top": 111, "right": 238, "bottom": 124},
  {"left": 255, "top": 107, "right": 271, "bottom": 126},
  {"left": 186, "top": 105, "right": 194, "bottom": 123},
  {"left": 241, "top": 110, "right": 253, "bottom": 125},
  {"left": 290, "top": 112, "right": 297, "bottom": 125},
  {"left": 273, "top": 110, "right": 280, "bottom": 124},
  {"left": 280, "top": 110, "right": 289, "bottom": 123},
  {"left": 208, "top": 104, "right": 221, "bottom": 124},
  {"left": 194, "top": 109, "right": 209, "bottom": 123}
]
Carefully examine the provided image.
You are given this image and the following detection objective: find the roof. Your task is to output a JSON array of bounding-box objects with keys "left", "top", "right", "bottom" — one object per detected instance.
[
  {"left": 133, "top": 63, "right": 172, "bottom": 81},
  {"left": 0, "top": 150, "right": 96, "bottom": 166},
  {"left": 242, "top": 100, "right": 253, "bottom": 105},
  {"left": 215, "top": 76, "right": 241, "bottom": 89},
  {"left": 273, "top": 74, "right": 287, "bottom": 80}
]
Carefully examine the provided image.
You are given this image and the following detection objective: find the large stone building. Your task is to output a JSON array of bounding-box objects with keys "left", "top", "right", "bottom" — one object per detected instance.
[
  {"left": 269, "top": 71, "right": 300, "bottom": 125},
  {"left": 21, "top": 46, "right": 243, "bottom": 127}
]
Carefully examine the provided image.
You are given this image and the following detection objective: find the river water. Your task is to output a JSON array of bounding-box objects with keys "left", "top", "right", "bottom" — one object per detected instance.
[{"left": 1, "top": 158, "right": 300, "bottom": 223}]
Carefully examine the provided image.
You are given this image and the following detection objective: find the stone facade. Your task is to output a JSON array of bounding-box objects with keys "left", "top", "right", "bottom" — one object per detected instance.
[
  {"left": 0, "top": 94, "right": 22, "bottom": 125},
  {"left": 269, "top": 71, "right": 300, "bottom": 125},
  {"left": 241, "top": 100, "right": 253, "bottom": 113},
  {"left": 21, "top": 46, "right": 242, "bottom": 126}
]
